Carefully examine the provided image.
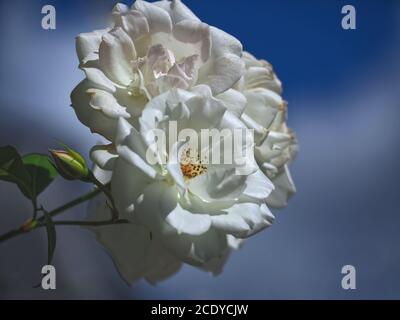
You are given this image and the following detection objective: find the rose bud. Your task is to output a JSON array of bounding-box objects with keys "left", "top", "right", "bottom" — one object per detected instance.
[{"left": 49, "top": 147, "right": 89, "bottom": 181}]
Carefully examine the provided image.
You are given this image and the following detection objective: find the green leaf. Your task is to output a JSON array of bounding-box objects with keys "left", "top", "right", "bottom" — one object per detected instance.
[
  {"left": 20, "top": 154, "right": 57, "bottom": 200},
  {"left": 0, "top": 145, "right": 32, "bottom": 198},
  {"left": 43, "top": 210, "right": 56, "bottom": 265}
]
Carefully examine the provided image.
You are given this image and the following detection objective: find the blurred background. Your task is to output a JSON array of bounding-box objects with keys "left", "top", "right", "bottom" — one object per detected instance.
[{"left": 0, "top": 0, "right": 399, "bottom": 299}]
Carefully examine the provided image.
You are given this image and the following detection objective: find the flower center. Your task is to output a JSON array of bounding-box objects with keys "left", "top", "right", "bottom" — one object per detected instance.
[{"left": 179, "top": 147, "right": 207, "bottom": 180}]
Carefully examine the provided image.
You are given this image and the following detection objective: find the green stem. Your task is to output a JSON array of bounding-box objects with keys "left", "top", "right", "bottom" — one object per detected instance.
[
  {"left": 90, "top": 173, "right": 118, "bottom": 220},
  {"left": 0, "top": 228, "right": 25, "bottom": 243},
  {"left": 0, "top": 187, "right": 102, "bottom": 244},
  {"left": 46, "top": 219, "right": 129, "bottom": 227},
  {"left": 46, "top": 187, "right": 102, "bottom": 219},
  {"left": 32, "top": 199, "right": 38, "bottom": 220}
]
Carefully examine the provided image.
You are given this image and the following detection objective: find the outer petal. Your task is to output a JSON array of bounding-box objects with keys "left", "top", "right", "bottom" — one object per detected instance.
[
  {"left": 133, "top": 0, "right": 173, "bottom": 34},
  {"left": 201, "top": 248, "right": 231, "bottom": 276},
  {"left": 144, "top": 242, "right": 182, "bottom": 284},
  {"left": 242, "top": 51, "right": 282, "bottom": 94},
  {"left": 86, "top": 194, "right": 180, "bottom": 284},
  {"left": 115, "top": 118, "right": 160, "bottom": 180},
  {"left": 172, "top": 20, "right": 211, "bottom": 63},
  {"left": 266, "top": 165, "right": 296, "bottom": 208},
  {"left": 244, "top": 66, "right": 282, "bottom": 94},
  {"left": 198, "top": 27, "right": 244, "bottom": 95},
  {"left": 76, "top": 29, "right": 108, "bottom": 66},
  {"left": 255, "top": 131, "right": 293, "bottom": 164},
  {"left": 216, "top": 89, "right": 247, "bottom": 118},
  {"left": 90, "top": 144, "right": 118, "bottom": 171},
  {"left": 160, "top": 228, "right": 229, "bottom": 266},
  {"left": 211, "top": 202, "right": 274, "bottom": 238},
  {"left": 243, "top": 89, "right": 283, "bottom": 129},
  {"left": 165, "top": 203, "right": 212, "bottom": 236},
  {"left": 111, "top": 157, "right": 153, "bottom": 217},
  {"left": 227, "top": 234, "right": 245, "bottom": 250},
  {"left": 154, "top": 0, "right": 200, "bottom": 23},
  {"left": 99, "top": 28, "right": 136, "bottom": 86},
  {"left": 113, "top": 7, "right": 150, "bottom": 40},
  {"left": 70, "top": 80, "right": 118, "bottom": 140},
  {"left": 92, "top": 165, "right": 112, "bottom": 185},
  {"left": 82, "top": 68, "right": 116, "bottom": 93},
  {"left": 242, "top": 169, "right": 274, "bottom": 201},
  {"left": 87, "top": 88, "right": 131, "bottom": 118}
]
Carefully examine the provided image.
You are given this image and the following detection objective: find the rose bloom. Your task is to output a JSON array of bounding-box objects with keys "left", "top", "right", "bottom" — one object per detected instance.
[
  {"left": 71, "top": 0, "right": 244, "bottom": 141},
  {"left": 88, "top": 87, "right": 275, "bottom": 283},
  {"left": 70, "top": 0, "right": 297, "bottom": 283}
]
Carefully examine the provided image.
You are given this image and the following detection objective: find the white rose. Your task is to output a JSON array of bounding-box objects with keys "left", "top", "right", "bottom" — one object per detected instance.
[
  {"left": 71, "top": 0, "right": 244, "bottom": 141},
  {"left": 88, "top": 86, "right": 275, "bottom": 283},
  {"left": 236, "top": 52, "right": 298, "bottom": 208}
]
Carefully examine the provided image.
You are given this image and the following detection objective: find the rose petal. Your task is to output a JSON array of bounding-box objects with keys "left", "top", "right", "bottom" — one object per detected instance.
[
  {"left": 86, "top": 194, "right": 179, "bottom": 285},
  {"left": 76, "top": 29, "right": 108, "bottom": 66},
  {"left": 243, "top": 89, "right": 282, "bottom": 129},
  {"left": 172, "top": 20, "right": 211, "bottom": 63},
  {"left": 165, "top": 203, "right": 212, "bottom": 236},
  {"left": 241, "top": 169, "right": 274, "bottom": 201},
  {"left": 99, "top": 28, "right": 136, "bottom": 86},
  {"left": 198, "top": 27, "right": 244, "bottom": 94},
  {"left": 212, "top": 202, "right": 274, "bottom": 238},
  {"left": 154, "top": 0, "right": 200, "bottom": 23},
  {"left": 266, "top": 165, "right": 296, "bottom": 208},
  {"left": 82, "top": 68, "right": 116, "bottom": 93},
  {"left": 161, "top": 228, "right": 228, "bottom": 266},
  {"left": 87, "top": 88, "right": 131, "bottom": 118},
  {"left": 70, "top": 80, "right": 118, "bottom": 140},
  {"left": 133, "top": 0, "right": 172, "bottom": 34},
  {"left": 216, "top": 89, "right": 247, "bottom": 118},
  {"left": 90, "top": 145, "right": 118, "bottom": 171},
  {"left": 113, "top": 8, "right": 150, "bottom": 40}
]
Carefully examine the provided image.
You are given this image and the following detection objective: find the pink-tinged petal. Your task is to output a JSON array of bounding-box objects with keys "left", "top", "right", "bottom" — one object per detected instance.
[{"left": 173, "top": 20, "right": 211, "bottom": 63}]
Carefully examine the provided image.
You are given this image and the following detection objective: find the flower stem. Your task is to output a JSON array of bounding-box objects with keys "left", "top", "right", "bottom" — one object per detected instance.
[
  {"left": 0, "top": 187, "right": 103, "bottom": 244},
  {"left": 46, "top": 187, "right": 102, "bottom": 219},
  {"left": 89, "top": 173, "right": 118, "bottom": 220},
  {"left": 49, "top": 219, "right": 129, "bottom": 227},
  {"left": 0, "top": 228, "right": 25, "bottom": 243}
]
